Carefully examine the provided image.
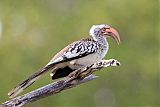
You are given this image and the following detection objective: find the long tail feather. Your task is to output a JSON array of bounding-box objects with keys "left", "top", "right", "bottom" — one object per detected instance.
[{"left": 8, "top": 64, "right": 55, "bottom": 98}]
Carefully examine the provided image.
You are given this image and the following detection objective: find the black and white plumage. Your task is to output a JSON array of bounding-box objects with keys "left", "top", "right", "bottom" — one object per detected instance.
[{"left": 8, "top": 24, "right": 120, "bottom": 98}]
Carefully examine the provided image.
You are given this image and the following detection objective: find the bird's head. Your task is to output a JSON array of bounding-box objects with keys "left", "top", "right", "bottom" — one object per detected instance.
[{"left": 89, "top": 24, "right": 120, "bottom": 45}]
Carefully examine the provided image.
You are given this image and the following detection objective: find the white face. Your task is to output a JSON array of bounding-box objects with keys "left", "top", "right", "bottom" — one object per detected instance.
[{"left": 89, "top": 24, "right": 110, "bottom": 36}]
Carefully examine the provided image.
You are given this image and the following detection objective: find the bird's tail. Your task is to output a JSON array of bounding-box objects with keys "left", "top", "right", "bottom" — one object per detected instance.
[{"left": 8, "top": 65, "right": 54, "bottom": 98}]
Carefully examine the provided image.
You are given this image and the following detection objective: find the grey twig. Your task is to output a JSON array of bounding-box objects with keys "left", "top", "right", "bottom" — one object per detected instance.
[{"left": 1, "top": 59, "right": 120, "bottom": 107}]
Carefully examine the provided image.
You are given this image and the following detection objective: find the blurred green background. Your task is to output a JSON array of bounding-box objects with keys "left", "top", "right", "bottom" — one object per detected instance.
[{"left": 0, "top": 0, "right": 159, "bottom": 107}]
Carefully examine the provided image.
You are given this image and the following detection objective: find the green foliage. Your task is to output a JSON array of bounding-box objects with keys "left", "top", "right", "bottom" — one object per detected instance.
[{"left": 0, "top": 0, "right": 158, "bottom": 107}]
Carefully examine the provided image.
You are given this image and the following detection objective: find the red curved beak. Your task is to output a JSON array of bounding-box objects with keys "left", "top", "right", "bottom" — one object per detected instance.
[{"left": 105, "top": 27, "right": 121, "bottom": 45}]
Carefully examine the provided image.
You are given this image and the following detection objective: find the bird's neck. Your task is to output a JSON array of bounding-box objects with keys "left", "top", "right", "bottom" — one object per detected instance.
[
  {"left": 92, "top": 34, "right": 109, "bottom": 59},
  {"left": 92, "top": 34, "right": 108, "bottom": 47},
  {"left": 92, "top": 35, "right": 109, "bottom": 58}
]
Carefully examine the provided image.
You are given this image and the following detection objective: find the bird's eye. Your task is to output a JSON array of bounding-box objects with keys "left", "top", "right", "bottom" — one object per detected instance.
[
  {"left": 101, "top": 28, "right": 106, "bottom": 33},
  {"left": 102, "top": 28, "right": 106, "bottom": 31}
]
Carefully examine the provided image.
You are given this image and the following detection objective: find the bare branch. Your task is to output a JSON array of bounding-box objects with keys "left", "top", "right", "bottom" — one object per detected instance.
[{"left": 1, "top": 59, "right": 120, "bottom": 107}]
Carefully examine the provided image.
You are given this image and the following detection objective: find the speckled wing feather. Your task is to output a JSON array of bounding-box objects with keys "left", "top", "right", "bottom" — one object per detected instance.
[{"left": 47, "top": 38, "right": 99, "bottom": 66}]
